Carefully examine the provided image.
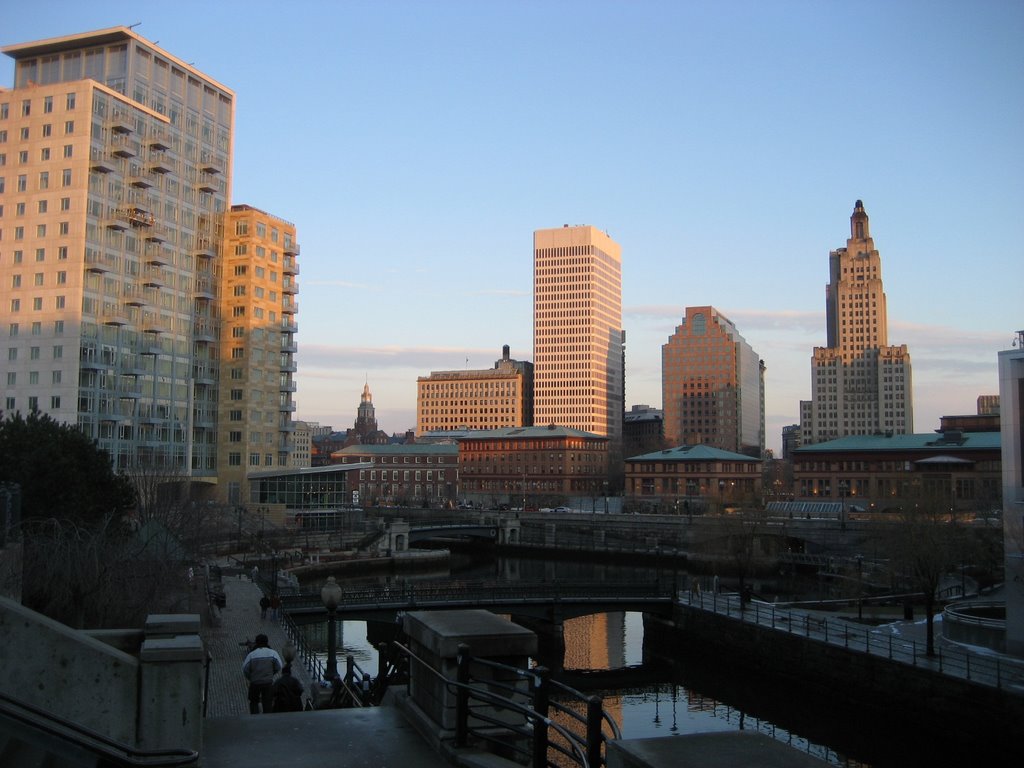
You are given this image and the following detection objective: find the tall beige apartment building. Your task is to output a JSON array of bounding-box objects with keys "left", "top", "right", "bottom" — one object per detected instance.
[
  {"left": 218, "top": 205, "right": 299, "bottom": 503},
  {"left": 0, "top": 27, "right": 298, "bottom": 501},
  {"left": 662, "top": 306, "right": 764, "bottom": 456},
  {"left": 799, "top": 201, "right": 913, "bottom": 444},
  {"left": 533, "top": 225, "right": 623, "bottom": 454},
  {"left": 416, "top": 345, "right": 533, "bottom": 435}
]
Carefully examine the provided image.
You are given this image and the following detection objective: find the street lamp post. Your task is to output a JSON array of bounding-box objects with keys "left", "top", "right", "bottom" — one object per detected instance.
[
  {"left": 321, "top": 576, "right": 342, "bottom": 681},
  {"left": 856, "top": 554, "right": 864, "bottom": 621},
  {"left": 838, "top": 480, "right": 849, "bottom": 531}
]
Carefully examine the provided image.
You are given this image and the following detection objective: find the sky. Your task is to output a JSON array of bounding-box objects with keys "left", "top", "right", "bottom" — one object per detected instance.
[{"left": 4, "top": 1, "right": 1022, "bottom": 453}]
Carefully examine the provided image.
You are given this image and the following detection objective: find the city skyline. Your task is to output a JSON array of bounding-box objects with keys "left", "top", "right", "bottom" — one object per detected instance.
[{"left": 3, "top": 2, "right": 1020, "bottom": 454}]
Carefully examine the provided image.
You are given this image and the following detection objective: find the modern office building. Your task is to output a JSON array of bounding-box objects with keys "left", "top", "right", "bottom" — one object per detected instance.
[
  {"left": 662, "top": 306, "right": 764, "bottom": 457},
  {"left": 533, "top": 225, "right": 623, "bottom": 455},
  {"left": 0, "top": 27, "right": 297, "bottom": 501},
  {"left": 416, "top": 345, "right": 533, "bottom": 435},
  {"left": 799, "top": 201, "right": 913, "bottom": 444},
  {"left": 999, "top": 330, "right": 1024, "bottom": 655},
  {"left": 217, "top": 205, "right": 299, "bottom": 503}
]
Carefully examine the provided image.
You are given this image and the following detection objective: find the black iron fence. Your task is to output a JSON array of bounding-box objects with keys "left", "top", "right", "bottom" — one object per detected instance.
[{"left": 680, "top": 591, "right": 1024, "bottom": 691}]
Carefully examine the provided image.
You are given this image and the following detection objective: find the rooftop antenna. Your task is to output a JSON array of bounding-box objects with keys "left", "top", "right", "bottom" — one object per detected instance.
[{"left": 127, "top": 22, "right": 142, "bottom": 30}]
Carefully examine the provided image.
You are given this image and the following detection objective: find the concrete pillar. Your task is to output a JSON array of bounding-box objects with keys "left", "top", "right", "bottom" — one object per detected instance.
[
  {"left": 402, "top": 610, "right": 536, "bottom": 734},
  {"left": 137, "top": 614, "right": 204, "bottom": 753}
]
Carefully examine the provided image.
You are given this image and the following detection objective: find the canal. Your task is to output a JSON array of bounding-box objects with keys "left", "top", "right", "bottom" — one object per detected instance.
[{"left": 299, "top": 550, "right": 979, "bottom": 767}]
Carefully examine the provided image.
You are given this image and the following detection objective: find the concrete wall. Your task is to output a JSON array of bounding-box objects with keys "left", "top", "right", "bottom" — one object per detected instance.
[
  {"left": 657, "top": 604, "right": 1024, "bottom": 737},
  {"left": 0, "top": 596, "right": 139, "bottom": 744},
  {"left": 0, "top": 598, "right": 205, "bottom": 753}
]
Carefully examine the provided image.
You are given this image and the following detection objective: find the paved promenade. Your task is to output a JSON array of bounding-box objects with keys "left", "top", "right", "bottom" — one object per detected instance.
[{"left": 203, "top": 569, "right": 316, "bottom": 717}]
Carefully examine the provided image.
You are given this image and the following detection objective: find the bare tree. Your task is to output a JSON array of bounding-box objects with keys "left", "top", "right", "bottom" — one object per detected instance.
[
  {"left": 885, "top": 497, "right": 964, "bottom": 656},
  {"left": 21, "top": 514, "right": 191, "bottom": 629}
]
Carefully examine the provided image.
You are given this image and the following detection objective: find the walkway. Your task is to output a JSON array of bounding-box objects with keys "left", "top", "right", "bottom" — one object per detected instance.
[
  {"left": 200, "top": 564, "right": 451, "bottom": 768},
  {"left": 202, "top": 567, "right": 314, "bottom": 717}
]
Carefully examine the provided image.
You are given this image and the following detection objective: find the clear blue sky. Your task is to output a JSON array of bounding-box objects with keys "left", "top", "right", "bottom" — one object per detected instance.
[{"left": 5, "top": 1, "right": 1022, "bottom": 452}]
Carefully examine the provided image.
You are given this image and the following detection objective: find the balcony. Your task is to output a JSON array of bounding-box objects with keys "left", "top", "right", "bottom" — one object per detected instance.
[
  {"left": 282, "top": 298, "right": 298, "bottom": 315},
  {"left": 280, "top": 360, "right": 297, "bottom": 373},
  {"left": 282, "top": 257, "right": 299, "bottom": 275},
  {"left": 194, "top": 237, "right": 216, "bottom": 259},
  {"left": 193, "top": 367, "right": 216, "bottom": 386},
  {"left": 195, "top": 173, "right": 218, "bottom": 194},
  {"left": 108, "top": 113, "right": 134, "bottom": 134},
  {"left": 279, "top": 421, "right": 297, "bottom": 433},
  {"left": 101, "top": 306, "right": 130, "bottom": 326},
  {"left": 283, "top": 241, "right": 300, "bottom": 257},
  {"left": 194, "top": 277, "right": 216, "bottom": 300},
  {"left": 113, "top": 205, "right": 155, "bottom": 228},
  {"left": 281, "top": 320, "right": 298, "bottom": 334},
  {"left": 194, "top": 322, "right": 217, "bottom": 342},
  {"left": 110, "top": 137, "right": 138, "bottom": 158},
  {"left": 282, "top": 278, "right": 298, "bottom": 295},
  {"left": 149, "top": 136, "right": 171, "bottom": 151},
  {"left": 129, "top": 174, "right": 154, "bottom": 189},
  {"left": 122, "top": 285, "right": 147, "bottom": 307},
  {"left": 92, "top": 155, "right": 117, "bottom": 174},
  {"left": 85, "top": 251, "right": 112, "bottom": 273},
  {"left": 117, "top": 384, "right": 143, "bottom": 400},
  {"left": 200, "top": 161, "right": 223, "bottom": 176},
  {"left": 141, "top": 317, "right": 169, "bottom": 335},
  {"left": 194, "top": 410, "right": 216, "bottom": 428},
  {"left": 278, "top": 401, "right": 297, "bottom": 413},
  {"left": 279, "top": 380, "right": 297, "bottom": 393},
  {"left": 148, "top": 155, "right": 173, "bottom": 174},
  {"left": 142, "top": 265, "right": 165, "bottom": 288},
  {"left": 145, "top": 225, "right": 167, "bottom": 244},
  {"left": 145, "top": 248, "right": 171, "bottom": 268},
  {"left": 281, "top": 338, "right": 298, "bottom": 353}
]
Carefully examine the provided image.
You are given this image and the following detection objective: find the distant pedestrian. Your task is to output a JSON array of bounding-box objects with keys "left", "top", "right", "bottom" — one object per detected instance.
[
  {"left": 251, "top": 565, "right": 260, "bottom": 582},
  {"left": 271, "top": 664, "right": 305, "bottom": 712},
  {"left": 259, "top": 594, "right": 271, "bottom": 619},
  {"left": 242, "top": 634, "right": 283, "bottom": 714},
  {"left": 713, "top": 575, "right": 720, "bottom": 594},
  {"left": 361, "top": 672, "right": 372, "bottom": 703},
  {"left": 270, "top": 593, "right": 282, "bottom": 621}
]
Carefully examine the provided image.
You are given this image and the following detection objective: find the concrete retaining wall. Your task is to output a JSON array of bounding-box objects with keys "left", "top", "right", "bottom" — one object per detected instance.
[
  {"left": 0, "top": 596, "right": 139, "bottom": 743},
  {"left": 656, "top": 604, "right": 1024, "bottom": 736}
]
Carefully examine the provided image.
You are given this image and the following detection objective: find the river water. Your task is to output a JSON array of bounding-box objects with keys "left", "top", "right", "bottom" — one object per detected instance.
[{"left": 303, "top": 552, "right": 973, "bottom": 767}]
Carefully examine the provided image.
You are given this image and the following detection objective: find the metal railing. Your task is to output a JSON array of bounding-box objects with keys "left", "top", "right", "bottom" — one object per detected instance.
[
  {"left": 282, "top": 579, "right": 672, "bottom": 614},
  {"left": 0, "top": 691, "right": 197, "bottom": 766},
  {"left": 680, "top": 591, "right": 1024, "bottom": 691},
  {"left": 392, "top": 640, "right": 620, "bottom": 768}
]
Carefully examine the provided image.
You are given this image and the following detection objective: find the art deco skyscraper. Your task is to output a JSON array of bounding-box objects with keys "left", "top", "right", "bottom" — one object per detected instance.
[
  {"left": 799, "top": 201, "right": 913, "bottom": 444},
  {"left": 533, "top": 225, "right": 623, "bottom": 452},
  {"left": 662, "top": 306, "right": 764, "bottom": 456}
]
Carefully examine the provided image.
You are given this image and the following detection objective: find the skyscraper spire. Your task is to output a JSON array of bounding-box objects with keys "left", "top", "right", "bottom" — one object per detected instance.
[{"left": 800, "top": 202, "right": 913, "bottom": 444}]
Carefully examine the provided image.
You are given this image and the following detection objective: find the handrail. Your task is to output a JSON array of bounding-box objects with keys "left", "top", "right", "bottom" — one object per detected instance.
[
  {"left": 470, "top": 655, "right": 622, "bottom": 743},
  {"left": 391, "top": 640, "right": 604, "bottom": 768},
  {"left": 281, "top": 579, "right": 672, "bottom": 613},
  {"left": 0, "top": 690, "right": 197, "bottom": 766},
  {"left": 680, "top": 592, "right": 1024, "bottom": 692}
]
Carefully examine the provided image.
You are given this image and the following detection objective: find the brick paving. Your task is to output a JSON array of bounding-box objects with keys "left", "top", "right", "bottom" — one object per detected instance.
[{"left": 202, "top": 568, "right": 317, "bottom": 718}]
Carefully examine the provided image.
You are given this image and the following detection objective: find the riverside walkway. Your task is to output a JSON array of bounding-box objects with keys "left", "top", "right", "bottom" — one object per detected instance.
[{"left": 200, "top": 567, "right": 451, "bottom": 768}]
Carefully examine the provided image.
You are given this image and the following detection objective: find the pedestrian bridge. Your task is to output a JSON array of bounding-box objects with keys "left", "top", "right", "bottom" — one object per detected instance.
[{"left": 281, "top": 580, "right": 676, "bottom": 623}]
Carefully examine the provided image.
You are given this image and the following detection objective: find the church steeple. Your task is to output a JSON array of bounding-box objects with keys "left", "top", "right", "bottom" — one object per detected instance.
[{"left": 354, "top": 381, "right": 378, "bottom": 437}]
